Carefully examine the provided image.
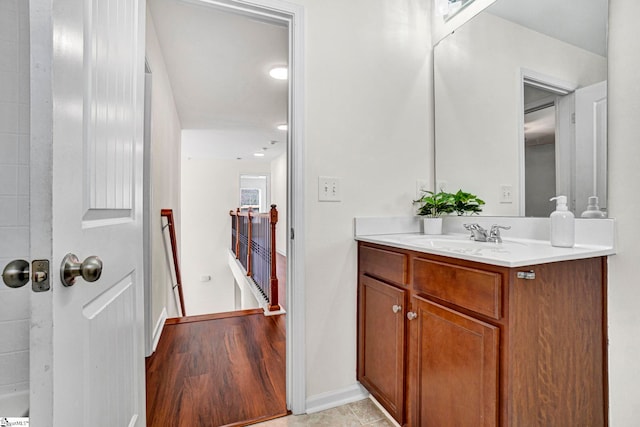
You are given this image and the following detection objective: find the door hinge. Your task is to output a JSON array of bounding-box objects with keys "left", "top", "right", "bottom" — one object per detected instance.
[{"left": 291, "top": 228, "right": 295, "bottom": 240}]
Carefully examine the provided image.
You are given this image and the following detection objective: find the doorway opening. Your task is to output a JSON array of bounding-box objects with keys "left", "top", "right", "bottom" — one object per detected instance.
[
  {"left": 519, "top": 73, "right": 575, "bottom": 216},
  {"left": 143, "top": 0, "right": 306, "bottom": 415}
]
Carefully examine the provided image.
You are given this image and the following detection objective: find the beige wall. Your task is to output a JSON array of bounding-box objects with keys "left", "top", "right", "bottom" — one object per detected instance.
[
  {"left": 146, "top": 8, "right": 182, "bottom": 321},
  {"left": 607, "top": 0, "right": 640, "bottom": 424},
  {"left": 293, "top": 0, "right": 433, "bottom": 399},
  {"left": 180, "top": 157, "right": 271, "bottom": 315},
  {"left": 270, "top": 152, "right": 287, "bottom": 255}
]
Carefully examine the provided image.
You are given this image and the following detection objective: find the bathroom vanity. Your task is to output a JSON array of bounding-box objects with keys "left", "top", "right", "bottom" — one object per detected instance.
[{"left": 355, "top": 218, "right": 614, "bottom": 426}]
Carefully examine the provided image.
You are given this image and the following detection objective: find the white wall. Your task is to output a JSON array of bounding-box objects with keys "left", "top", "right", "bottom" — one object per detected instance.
[
  {"left": 434, "top": 12, "right": 606, "bottom": 215},
  {"left": 146, "top": 8, "right": 182, "bottom": 320},
  {"left": 270, "top": 152, "right": 287, "bottom": 255},
  {"left": 180, "top": 156, "right": 270, "bottom": 315},
  {"left": 292, "top": 0, "right": 433, "bottom": 400},
  {"left": 0, "top": 0, "right": 30, "bottom": 399},
  {"left": 607, "top": 0, "right": 640, "bottom": 424}
]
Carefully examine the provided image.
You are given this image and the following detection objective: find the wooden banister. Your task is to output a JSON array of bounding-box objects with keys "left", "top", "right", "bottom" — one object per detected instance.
[
  {"left": 229, "top": 205, "right": 280, "bottom": 312},
  {"left": 161, "top": 209, "right": 186, "bottom": 317},
  {"left": 268, "top": 204, "right": 279, "bottom": 311},
  {"left": 246, "top": 208, "right": 253, "bottom": 277}
]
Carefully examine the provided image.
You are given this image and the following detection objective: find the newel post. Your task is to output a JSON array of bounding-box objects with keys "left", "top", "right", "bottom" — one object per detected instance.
[
  {"left": 268, "top": 204, "right": 279, "bottom": 311},
  {"left": 246, "top": 208, "right": 253, "bottom": 277},
  {"left": 235, "top": 208, "right": 240, "bottom": 259}
]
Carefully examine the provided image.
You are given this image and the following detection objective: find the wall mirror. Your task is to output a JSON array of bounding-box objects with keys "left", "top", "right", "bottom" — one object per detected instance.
[{"left": 434, "top": 0, "right": 608, "bottom": 217}]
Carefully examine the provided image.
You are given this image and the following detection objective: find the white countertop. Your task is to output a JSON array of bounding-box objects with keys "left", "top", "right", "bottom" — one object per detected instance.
[
  {"left": 354, "top": 216, "right": 616, "bottom": 268},
  {"left": 356, "top": 233, "right": 614, "bottom": 267}
]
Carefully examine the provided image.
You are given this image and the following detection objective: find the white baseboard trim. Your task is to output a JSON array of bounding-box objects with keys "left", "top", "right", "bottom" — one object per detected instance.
[
  {"left": 151, "top": 307, "right": 168, "bottom": 353},
  {"left": 305, "top": 383, "right": 369, "bottom": 414}
]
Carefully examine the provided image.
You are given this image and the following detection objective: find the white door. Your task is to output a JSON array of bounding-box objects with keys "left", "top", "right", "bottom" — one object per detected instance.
[
  {"left": 575, "top": 81, "right": 607, "bottom": 215},
  {"left": 29, "top": 0, "right": 147, "bottom": 425}
]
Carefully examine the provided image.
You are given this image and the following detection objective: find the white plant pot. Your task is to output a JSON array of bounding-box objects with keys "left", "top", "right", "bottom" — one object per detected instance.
[{"left": 422, "top": 217, "right": 443, "bottom": 235}]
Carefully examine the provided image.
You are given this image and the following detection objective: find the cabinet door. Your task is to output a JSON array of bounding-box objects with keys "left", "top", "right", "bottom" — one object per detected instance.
[
  {"left": 409, "top": 296, "right": 499, "bottom": 427},
  {"left": 358, "top": 275, "right": 406, "bottom": 424}
]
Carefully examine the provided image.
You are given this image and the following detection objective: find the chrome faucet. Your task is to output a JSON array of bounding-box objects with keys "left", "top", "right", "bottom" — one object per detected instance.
[
  {"left": 464, "top": 223, "right": 511, "bottom": 243},
  {"left": 487, "top": 224, "right": 511, "bottom": 243},
  {"left": 463, "top": 223, "right": 488, "bottom": 241}
]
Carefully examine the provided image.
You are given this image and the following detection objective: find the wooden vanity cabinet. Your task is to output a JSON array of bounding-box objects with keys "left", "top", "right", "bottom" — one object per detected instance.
[
  {"left": 407, "top": 295, "right": 499, "bottom": 426},
  {"left": 357, "top": 241, "right": 607, "bottom": 427},
  {"left": 357, "top": 245, "right": 409, "bottom": 424}
]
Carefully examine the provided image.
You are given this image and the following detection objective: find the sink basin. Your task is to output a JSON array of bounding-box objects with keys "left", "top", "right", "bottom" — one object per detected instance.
[{"left": 384, "top": 234, "right": 527, "bottom": 252}]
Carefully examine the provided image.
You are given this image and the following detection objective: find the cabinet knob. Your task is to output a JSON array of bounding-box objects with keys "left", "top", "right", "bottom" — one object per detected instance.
[
  {"left": 392, "top": 304, "right": 402, "bottom": 313},
  {"left": 407, "top": 312, "right": 418, "bottom": 320}
]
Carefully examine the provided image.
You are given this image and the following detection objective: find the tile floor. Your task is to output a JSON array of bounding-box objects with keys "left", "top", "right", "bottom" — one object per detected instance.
[{"left": 254, "top": 398, "right": 396, "bottom": 426}]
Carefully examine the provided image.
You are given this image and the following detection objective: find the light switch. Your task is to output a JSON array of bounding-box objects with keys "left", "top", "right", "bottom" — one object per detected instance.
[
  {"left": 318, "top": 176, "right": 341, "bottom": 202},
  {"left": 500, "top": 185, "right": 513, "bottom": 203}
]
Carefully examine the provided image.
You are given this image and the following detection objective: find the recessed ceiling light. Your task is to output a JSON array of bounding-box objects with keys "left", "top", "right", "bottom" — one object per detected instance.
[
  {"left": 253, "top": 152, "right": 265, "bottom": 157},
  {"left": 269, "top": 67, "right": 288, "bottom": 80},
  {"left": 277, "top": 124, "right": 288, "bottom": 131}
]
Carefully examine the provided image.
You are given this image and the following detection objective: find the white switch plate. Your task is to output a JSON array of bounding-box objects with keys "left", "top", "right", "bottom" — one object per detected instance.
[
  {"left": 318, "top": 176, "right": 341, "bottom": 202},
  {"left": 500, "top": 184, "right": 513, "bottom": 203}
]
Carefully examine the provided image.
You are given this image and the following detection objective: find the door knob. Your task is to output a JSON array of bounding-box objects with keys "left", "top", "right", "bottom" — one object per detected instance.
[
  {"left": 60, "top": 253, "right": 103, "bottom": 287},
  {"left": 2, "top": 259, "right": 30, "bottom": 288},
  {"left": 392, "top": 304, "right": 402, "bottom": 313},
  {"left": 407, "top": 312, "right": 418, "bottom": 320}
]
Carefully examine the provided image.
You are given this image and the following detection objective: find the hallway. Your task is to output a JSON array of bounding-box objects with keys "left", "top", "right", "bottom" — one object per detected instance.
[{"left": 146, "top": 310, "right": 287, "bottom": 426}]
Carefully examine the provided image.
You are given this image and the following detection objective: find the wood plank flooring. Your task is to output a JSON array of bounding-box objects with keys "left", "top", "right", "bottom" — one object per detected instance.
[{"left": 146, "top": 310, "right": 287, "bottom": 427}]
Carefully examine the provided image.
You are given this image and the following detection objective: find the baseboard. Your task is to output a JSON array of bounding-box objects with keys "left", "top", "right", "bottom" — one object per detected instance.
[
  {"left": 151, "top": 307, "right": 168, "bottom": 353},
  {"left": 305, "top": 383, "right": 369, "bottom": 414}
]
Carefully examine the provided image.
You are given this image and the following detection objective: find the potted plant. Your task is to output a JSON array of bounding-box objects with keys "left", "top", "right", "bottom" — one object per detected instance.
[
  {"left": 414, "top": 190, "right": 455, "bottom": 234},
  {"left": 452, "top": 189, "right": 485, "bottom": 216}
]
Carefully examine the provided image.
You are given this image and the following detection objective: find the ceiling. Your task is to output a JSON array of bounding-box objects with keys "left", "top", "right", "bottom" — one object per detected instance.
[
  {"left": 487, "top": 0, "right": 608, "bottom": 57},
  {"left": 148, "top": 0, "right": 288, "bottom": 160}
]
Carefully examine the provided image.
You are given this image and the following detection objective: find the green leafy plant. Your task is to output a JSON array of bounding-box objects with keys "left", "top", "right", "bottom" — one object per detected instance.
[
  {"left": 414, "top": 190, "right": 455, "bottom": 217},
  {"left": 452, "top": 189, "right": 485, "bottom": 216},
  {"left": 414, "top": 189, "right": 485, "bottom": 217}
]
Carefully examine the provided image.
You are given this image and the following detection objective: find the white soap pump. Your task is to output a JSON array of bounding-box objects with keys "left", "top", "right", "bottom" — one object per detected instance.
[{"left": 549, "top": 195, "right": 575, "bottom": 248}]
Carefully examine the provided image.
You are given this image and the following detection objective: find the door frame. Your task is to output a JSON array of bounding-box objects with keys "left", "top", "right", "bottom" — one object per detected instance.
[
  {"left": 143, "top": 0, "right": 307, "bottom": 414},
  {"left": 518, "top": 69, "right": 577, "bottom": 216}
]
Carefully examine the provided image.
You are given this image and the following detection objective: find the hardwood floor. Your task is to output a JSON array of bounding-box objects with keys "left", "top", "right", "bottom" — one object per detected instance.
[{"left": 146, "top": 310, "right": 287, "bottom": 427}]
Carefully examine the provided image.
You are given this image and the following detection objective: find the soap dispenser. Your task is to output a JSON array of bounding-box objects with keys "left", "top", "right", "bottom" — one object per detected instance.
[
  {"left": 581, "top": 196, "right": 606, "bottom": 218},
  {"left": 549, "top": 196, "right": 574, "bottom": 248}
]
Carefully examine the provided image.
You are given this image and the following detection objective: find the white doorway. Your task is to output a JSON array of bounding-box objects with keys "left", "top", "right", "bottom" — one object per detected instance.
[{"left": 145, "top": 0, "right": 306, "bottom": 414}]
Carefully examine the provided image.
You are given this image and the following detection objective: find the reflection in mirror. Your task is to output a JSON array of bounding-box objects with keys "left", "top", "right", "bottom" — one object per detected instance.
[
  {"left": 524, "top": 84, "right": 557, "bottom": 217},
  {"left": 434, "top": 0, "right": 608, "bottom": 217}
]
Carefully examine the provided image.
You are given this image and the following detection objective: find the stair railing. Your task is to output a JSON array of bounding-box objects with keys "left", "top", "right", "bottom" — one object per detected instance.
[{"left": 229, "top": 205, "right": 280, "bottom": 311}]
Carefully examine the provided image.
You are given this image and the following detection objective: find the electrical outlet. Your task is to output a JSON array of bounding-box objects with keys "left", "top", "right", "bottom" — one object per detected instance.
[
  {"left": 318, "top": 176, "right": 341, "bottom": 202},
  {"left": 500, "top": 185, "right": 513, "bottom": 203}
]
